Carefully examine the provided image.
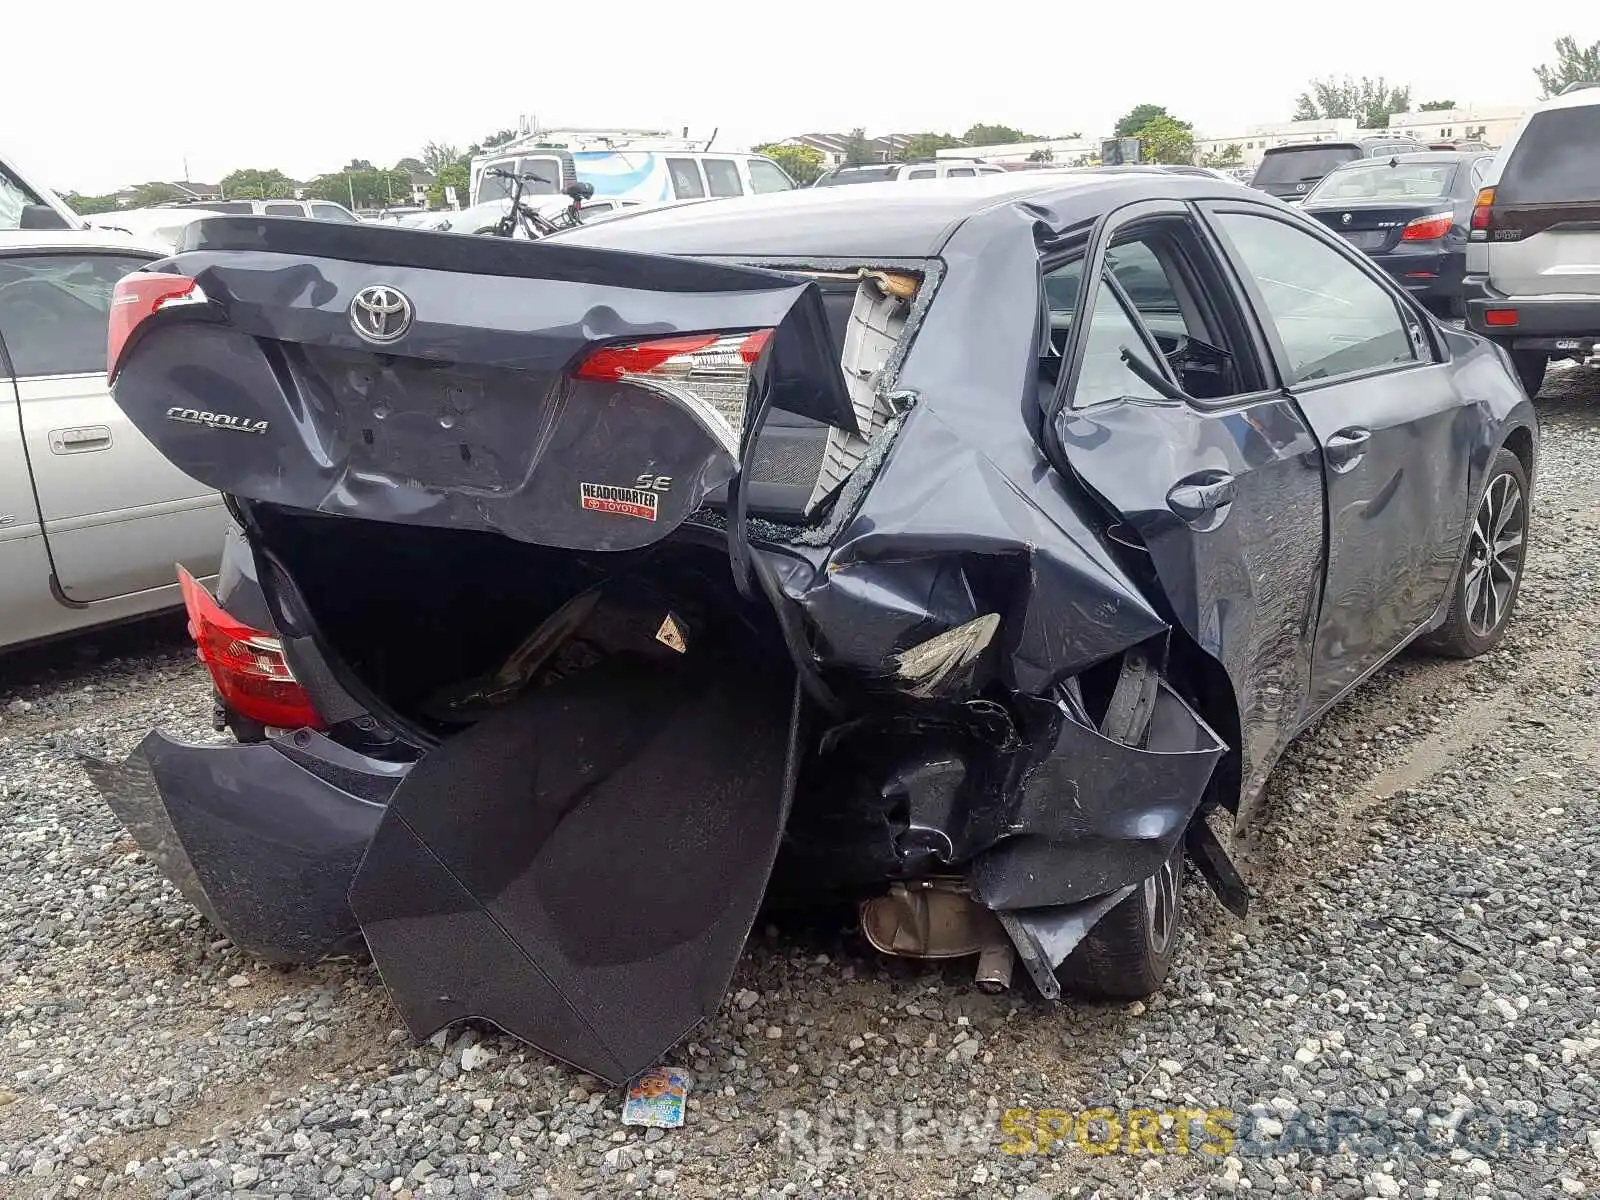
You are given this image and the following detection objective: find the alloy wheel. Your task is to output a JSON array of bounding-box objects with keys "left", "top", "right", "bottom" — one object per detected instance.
[
  {"left": 1143, "top": 853, "right": 1180, "bottom": 957},
  {"left": 1464, "top": 472, "right": 1526, "bottom": 640}
]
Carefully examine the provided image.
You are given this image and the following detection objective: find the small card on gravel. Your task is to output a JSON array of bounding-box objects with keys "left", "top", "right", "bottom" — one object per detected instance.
[{"left": 622, "top": 1067, "right": 690, "bottom": 1128}]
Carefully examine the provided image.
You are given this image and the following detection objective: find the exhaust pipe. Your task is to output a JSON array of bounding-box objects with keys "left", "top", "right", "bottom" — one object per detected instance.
[
  {"left": 859, "top": 879, "right": 1014, "bottom": 992},
  {"left": 974, "top": 942, "right": 1014, "bottom": 993}
]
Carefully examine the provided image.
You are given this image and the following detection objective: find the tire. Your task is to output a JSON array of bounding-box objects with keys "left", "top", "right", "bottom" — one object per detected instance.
[
  {"left": 1421, "top": 446, "right": 1530, "bottom": 659},
  {"left": 1510, "top": 349, "right": 1548, "bottom": 398},
  {"left": 1056, "top": 838, "right": 1184, "bottom": 1000}
]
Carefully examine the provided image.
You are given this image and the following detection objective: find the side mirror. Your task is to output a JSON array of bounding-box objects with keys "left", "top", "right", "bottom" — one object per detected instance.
[
  {"left": 20, "top": 204, "right": 71, "bottom": 230},
  {"left": 566, "top": 182, "right": 595, "bottom": 202}
]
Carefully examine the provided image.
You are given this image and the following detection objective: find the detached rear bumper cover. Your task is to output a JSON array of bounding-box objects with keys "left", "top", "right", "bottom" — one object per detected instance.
[{"left": 83, "top": 730, "right": 403, "bottom": 963}]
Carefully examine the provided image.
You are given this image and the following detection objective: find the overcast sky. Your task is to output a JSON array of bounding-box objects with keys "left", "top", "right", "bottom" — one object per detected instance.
[{"left": 6, "top": 2, "right": 1586, "bottom": 194}]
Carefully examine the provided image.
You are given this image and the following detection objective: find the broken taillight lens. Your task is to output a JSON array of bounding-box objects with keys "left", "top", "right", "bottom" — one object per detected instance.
[
  {"left": 107, "top": 271, "right": 207, "bottom": 382},
  {"left": 572, "top": 330, "right": 773, "bottom": 442},
  {"left": 177, "top": 566, "right": 325, "bottom": 730}
]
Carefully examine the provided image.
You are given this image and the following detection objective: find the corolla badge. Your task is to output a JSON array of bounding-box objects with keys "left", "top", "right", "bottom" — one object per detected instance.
[
  {"left": 165, "top": 406, "right": 269, "bottom": 434},
  {"left": 350, "top": 284, "right": 413, "bottom": 344}
]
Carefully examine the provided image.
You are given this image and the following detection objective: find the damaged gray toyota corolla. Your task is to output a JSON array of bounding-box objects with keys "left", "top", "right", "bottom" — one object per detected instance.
[{"left": 86, "top": 171, "right": 1538, "bottom": 1085}]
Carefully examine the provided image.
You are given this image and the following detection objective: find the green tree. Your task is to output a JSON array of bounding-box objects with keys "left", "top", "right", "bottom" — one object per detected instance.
[
  {"left": 1417, "top": 99, "right": 1457, "bottom": 111},
  {"left": 1534, "top": 36, "right": 1600, "bottom": 98},
  {"left": 962, "top": 123, "right": 1036, "bottom": 146},
  {"left": 220, "top": 168, "right": 296, "bottom": 200},
  {"left": 843, "top": 128, "right": 874, "bottom": 166},
  {"left": 1201, "top": 142, "right": 1244, "bottom": 167},
  {"left": 307, "top": 168, "right": 411, "bottom": 210},
  {"left": 63, "top": 192, "right": 122, "bottom": 215},
  {"left": 466, "top": 129, "right": 518, "bottom": 157},
  {"left": 426, "top": 162, "right": 472, "bottom": 207},
  {"left": 1293, "top": 76, "right": 1412, "bottom": 128},
  {"left": 126, "top": 182, "right": 183, "bottom": 207},
  {"left": 1133, "top": 114, "right": 1195, "bottom": 165},
  {"left": 420, "top": 142, "right": 461, "bottom": 174},
  {"left": 902, "top": 132, "right": 964, "bottom": 159},
  {"left": 751, "top": 143, "right": 825, "bottom": 185},
  {"left": 1115, "top": 105, "right": 1171, "bottom": 138}
]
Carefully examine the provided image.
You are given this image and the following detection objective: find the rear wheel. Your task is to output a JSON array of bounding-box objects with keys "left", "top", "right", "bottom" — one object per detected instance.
[
  {"left": 1510, "top": 349, "right": 1548, "bottom": 398},
  {"left": 1056, "top": 839, "right": 1184, "bottom": 1000},
  {"left": 1421, "top": 446, "right": 1529, "bottom": 659},
  {"left": 1055, "top": 650, "right": 1187, "bottom": 1000}
]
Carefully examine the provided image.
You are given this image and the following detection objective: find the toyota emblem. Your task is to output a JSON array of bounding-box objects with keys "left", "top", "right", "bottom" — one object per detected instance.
[
  {"left": 1341, "top": 212, "right": 1352, "bottom": 225},
  {"left": 349, "top": 285, "right": 413, "bottom": 344}
]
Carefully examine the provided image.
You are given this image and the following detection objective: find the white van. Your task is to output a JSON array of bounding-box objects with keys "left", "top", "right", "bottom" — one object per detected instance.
[{"left": 470, "top": 148, "right": 795, "bottom": 207}]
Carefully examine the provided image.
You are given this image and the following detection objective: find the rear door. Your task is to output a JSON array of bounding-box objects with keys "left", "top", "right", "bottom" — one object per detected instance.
[
  {"left": 1048, "top": 200, "right": 1327, "bottom": 809},
  {"left": 1201, "top": 202, "right": 1471, "bottom": 710},
  {"left": 1486, "top": 102, "right": 1600, "bottom": 296},
  {"left": 0, "top": 249, "right": 223, "bottom": 603}
]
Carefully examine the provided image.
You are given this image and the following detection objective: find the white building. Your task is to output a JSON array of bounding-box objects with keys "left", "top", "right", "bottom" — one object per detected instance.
[
  {"left": 934, "top": 137, "right": 1096, "bottom": 166},
  {"left": 1192, "top": 118, "right": 1358, "bottom": 169},
  {"left": 1385, "top": 104, "right": 1532, "bottom": 148}
]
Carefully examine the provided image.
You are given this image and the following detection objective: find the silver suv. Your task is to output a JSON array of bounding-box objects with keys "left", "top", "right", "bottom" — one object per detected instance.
[{"left": 1464, "top": 82, "right": 1600, "bottom": 395}]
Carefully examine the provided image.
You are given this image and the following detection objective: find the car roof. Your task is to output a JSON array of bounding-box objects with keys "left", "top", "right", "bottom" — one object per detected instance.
[
  {"left": 1329, "top": 150, "right": 1485, "bottom": 167},
  {"left": 0, "top": 229, "right": 167, "bottom": 256},
  {"left": 1533, "top": 83, "right": 1600, "bottom": 113},
  {"left": 555, "top": 170, "right": 1249, "bottom": 259}
]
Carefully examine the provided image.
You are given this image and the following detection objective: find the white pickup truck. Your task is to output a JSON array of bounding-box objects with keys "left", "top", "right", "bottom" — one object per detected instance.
[{"left": 1, "top": 150, "right": 224, "bottom": 650}]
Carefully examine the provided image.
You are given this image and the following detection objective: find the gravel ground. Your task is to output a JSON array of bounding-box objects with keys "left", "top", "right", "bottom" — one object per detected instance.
[{"left": 3, "top": 369, "right": 1600, "bottom": 1200}]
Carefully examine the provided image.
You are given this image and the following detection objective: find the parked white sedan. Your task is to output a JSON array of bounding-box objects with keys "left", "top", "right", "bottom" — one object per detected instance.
[{"left": 0, "top": 230, "right": 225, "bottom": 650}]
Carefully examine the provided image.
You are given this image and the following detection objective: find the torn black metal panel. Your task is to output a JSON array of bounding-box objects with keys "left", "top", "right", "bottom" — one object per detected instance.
[
  {"left": 768, "top": 405, "right": 1170, "bottom": 699},
  {"left": 969, "top": 679, "right": 1226, "bottom": 910},
  {"left": 995, "top": 888, "right": 1136, "bottom": 1001},
  {"left": 81, "top": 731, "right": 402, "bottom": 962},
  {"left": 347, "top": 654, "right": 801, "bottom": 1086}
]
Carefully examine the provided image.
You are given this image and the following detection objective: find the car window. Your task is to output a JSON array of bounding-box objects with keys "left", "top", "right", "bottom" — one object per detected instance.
[
  {"left": 1498, "top": 106, "right": 1600, "bottom": 204},
  {"left": 1072, "top": 276, "right": 1167, "bottom": 408},
  {"left": 946, "top": 167, "right": 975, "bottom": 177},
  {"left": 0, "top": 253, "right": 152, "bottom": 377},
  {"left": 907, "top": 168, "right": 936, "bottom": 180},
  {"left": 1470, "top": 158, "right": 1491, "bottom": 189},
  {"left": 204, "top": 200, "right": 254, "bottom": 214},
  {"left": 264, "top": 202, "right": 302, "bottom": 216},
  {"left": 1214, "top": 212, "right": 1415, "bottom": 384},
  {"left": 311, "top": 203, "right": 359, "bottom": 223},
  {"left": 1252, "top": 147, "right": 1359, "bottom": 187},
  {"left": 667, "top": 158, "right": 706, "bottom": 199},
  {"left": 747, "top": 158, "right": 793, "bottom": 194},
  {"left": 702, "top": 158, "right": 744, "bottom": 198},
  {"left": 1307, "top": 160, "right": 1457, "bottom": 202},
  {"left": 1, "top": 167, "right": 44, "bottom": 230}
]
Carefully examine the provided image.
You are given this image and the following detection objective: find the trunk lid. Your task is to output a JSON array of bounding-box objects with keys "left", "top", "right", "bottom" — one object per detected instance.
[{"left": 109, "top": 216, "right": 857, "bottom": 553}]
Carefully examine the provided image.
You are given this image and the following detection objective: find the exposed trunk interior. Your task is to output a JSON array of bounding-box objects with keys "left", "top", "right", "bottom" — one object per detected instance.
[{"left": 250, "top": 505, "right": 794, "bottom": 739}]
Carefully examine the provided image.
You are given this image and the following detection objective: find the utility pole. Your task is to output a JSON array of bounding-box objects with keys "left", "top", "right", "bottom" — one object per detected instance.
[{"left": 348, "top": 172, "right": 357, "bottom": 209}]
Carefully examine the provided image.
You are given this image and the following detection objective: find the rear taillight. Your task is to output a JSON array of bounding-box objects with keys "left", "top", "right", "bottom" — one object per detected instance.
[
  {"left": 177, "top": 566, "right": 324, "bottom": 730},
  {"left": 572, "top": 329, "right": 773, "bottom": 441},
  {"left": 107, "top": 271, "right": 207, "bottom": 381},
  {"left": 1469, "top": 186, "right": 1496, "bottom": 238},
  {"left": 1401, "top": 212, "right": 1454, "bottom": 242}
]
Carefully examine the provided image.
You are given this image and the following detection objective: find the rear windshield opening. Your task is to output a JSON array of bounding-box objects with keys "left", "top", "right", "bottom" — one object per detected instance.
[
  {"left": 1307, "top": 161, "right": 1458, "bottom": 202},
  {"left": 1500, "top": 107, "right": 1600, "bottom": 204},
  {"left": 1252, "top": 146, "right": 1360, "bottom": 187}
]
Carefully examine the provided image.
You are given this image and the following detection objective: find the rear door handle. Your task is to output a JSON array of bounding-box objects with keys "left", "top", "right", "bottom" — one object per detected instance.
[
  {"left": 1167, "top": 473, "right": 1236, "bottom": 522},
  {"left": 1325, "top": 426, "right": 1371, "bottom": 471},
  {"left": 48, "top": 425, "right": 113, "bottom": 455}
]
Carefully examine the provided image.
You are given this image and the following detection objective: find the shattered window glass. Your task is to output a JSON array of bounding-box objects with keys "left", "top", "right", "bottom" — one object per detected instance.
[
  {"left": 1071, "top": 277, "right": 1167, "bottom": 409},
  {"left": 0, "top": 253, "right": 151, "bottom": 376}
]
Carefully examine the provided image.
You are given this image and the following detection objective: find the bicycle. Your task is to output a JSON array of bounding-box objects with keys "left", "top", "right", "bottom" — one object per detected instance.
[{"left": 474, "top": 168, "right": 595, "bottom": 239}]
